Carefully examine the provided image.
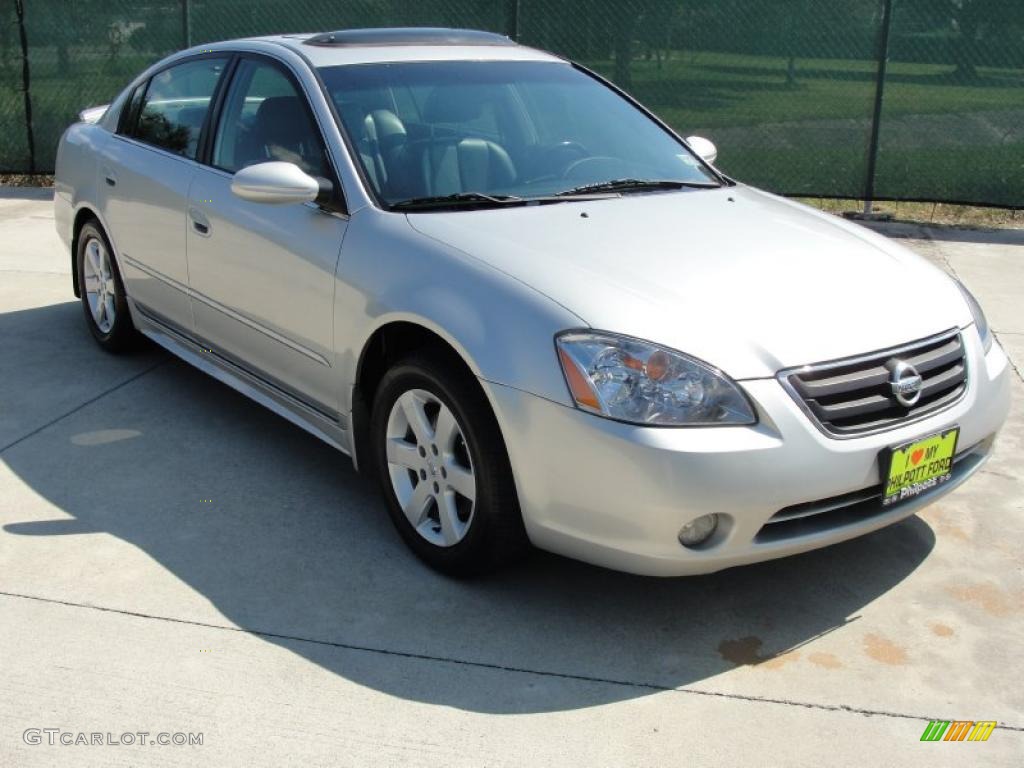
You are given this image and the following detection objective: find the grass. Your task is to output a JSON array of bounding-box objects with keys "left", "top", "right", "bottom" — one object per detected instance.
[
  {"left": 722, "top": 143, "right": 1024, "bottom": 209},
  {"left": 3, "top": 46, "right": 1022, "bottom": 207},
  {"left": 588, "top": 51, "right": 1024, "bottom": 128},
  {"left": 797, "top": 198, "right": 1022, "bottom": 229},
  {"left": 601, "top": 51, "right": 1024, "bottom": 208}
]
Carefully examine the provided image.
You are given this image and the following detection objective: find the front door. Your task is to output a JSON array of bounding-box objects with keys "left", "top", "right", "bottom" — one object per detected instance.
[{"left": 186, "top": 56, "right": 347, "bottom": 415}]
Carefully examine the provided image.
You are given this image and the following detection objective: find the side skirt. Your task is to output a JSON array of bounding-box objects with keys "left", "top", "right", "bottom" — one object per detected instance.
[{"left": 130, "top": 300, "right": 353, "bottom": 458}]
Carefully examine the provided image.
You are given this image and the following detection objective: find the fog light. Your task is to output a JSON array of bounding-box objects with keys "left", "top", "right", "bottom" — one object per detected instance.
[{"left": 678, "top": 514, "right": 719, "bottom": 548}]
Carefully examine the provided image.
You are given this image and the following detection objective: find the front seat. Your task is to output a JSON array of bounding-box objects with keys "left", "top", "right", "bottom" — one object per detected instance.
[
  {"left": 334, "top": 104, "right": 410, "bottom": 196},
  {"left": 416, "top": 88, "right": 516, "bottom": 196},
  {"left": 363, "top": 109, "right": 408, "bottom": 194},
  {"left": 237, "top": 95, "right": 324, "bottom": 176}
]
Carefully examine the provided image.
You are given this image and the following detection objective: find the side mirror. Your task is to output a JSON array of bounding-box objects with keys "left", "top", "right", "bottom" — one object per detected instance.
[
  {"left": 230, "top": 161, "right": 331, "bottom": 205},
  {"left": 685, "top": 135, "right": 718, "bottom": 165},
  {"left": 79, "top": 104, "right": 109, "bottom": 124}
]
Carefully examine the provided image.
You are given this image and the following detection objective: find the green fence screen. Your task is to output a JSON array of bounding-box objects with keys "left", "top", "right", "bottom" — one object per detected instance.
[{"left": 3, "top": 0, "right": 1022, "bottom": 207}]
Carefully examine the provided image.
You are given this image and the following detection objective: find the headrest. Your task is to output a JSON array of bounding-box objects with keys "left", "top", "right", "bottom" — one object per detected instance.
[
  {"left": 364, "top": 109, "right": 407, "bottom": 145},
  {"left": 255, "top": 96, "right": 303, "bottom": 137}
]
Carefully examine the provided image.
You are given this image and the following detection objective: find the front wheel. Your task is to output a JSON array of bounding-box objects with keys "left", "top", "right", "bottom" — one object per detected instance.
[{"left": 370, "top": 353, "right": 528, "bottom": 576}]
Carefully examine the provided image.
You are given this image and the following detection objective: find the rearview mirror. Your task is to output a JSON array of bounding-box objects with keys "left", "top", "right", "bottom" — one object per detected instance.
[
  {"left": 686, "top": 135, "right": 718, "bottom": 165},
  {"left": 230, "top": 161, "right": 330, "bottom": 205}
]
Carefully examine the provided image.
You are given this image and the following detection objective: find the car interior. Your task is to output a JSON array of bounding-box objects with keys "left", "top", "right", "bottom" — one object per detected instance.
[
  {"left": 325, "top": 69, "right": 701, "bottom": 203},
  {"left": 336, "top": 84, "right": 524, "bottom": 201},
  {"left": 232, "top": 95, "right": 327, "bottom": 176}
]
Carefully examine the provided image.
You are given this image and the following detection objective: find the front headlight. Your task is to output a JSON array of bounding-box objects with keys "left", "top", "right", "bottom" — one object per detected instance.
[
  {"left": 556, "top": 332, "right": 756, "bottom": 426},
  {"left": 955, "top": 280, "right": 993, "bottom": 354}
]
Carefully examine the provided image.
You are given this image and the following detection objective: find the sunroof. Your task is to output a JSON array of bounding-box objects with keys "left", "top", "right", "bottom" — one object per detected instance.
[{"left": 304, "top": 28, "right": 515, "bottom": 48}]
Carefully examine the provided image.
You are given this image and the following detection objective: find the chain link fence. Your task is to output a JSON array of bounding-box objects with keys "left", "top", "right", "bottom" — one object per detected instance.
[{"left": 3, "top": 0, "right": 1022, "bottom": 207}]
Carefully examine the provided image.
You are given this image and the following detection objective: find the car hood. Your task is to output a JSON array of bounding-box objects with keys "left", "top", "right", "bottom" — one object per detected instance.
[{"left": 406, "top": 186, "right": 969, "bottom": 380}]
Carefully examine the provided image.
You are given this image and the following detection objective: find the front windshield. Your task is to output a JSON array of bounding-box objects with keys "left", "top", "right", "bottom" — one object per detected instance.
[{"left": 318, "top": 61, "right": 719, "bottom": 207}]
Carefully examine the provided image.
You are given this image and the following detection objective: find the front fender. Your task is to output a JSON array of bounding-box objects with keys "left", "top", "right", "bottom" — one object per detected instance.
[{"left": 334, "top": 209, "right": 585, "bottom": 414}]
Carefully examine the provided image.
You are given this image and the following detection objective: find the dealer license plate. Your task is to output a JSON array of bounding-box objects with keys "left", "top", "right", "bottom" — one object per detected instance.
[{"left": 880, "top": 427, "right": 959, "bottom": 507}]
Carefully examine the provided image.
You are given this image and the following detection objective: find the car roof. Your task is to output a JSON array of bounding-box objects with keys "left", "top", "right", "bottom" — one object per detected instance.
[{"left": 239, "top": 27, "right": 564, "bottom": 67}]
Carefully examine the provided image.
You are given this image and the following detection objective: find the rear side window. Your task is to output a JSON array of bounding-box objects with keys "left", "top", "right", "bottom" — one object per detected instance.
[
  {"left": 117, "top": 83, "right": 146, "bottom": 135},
  {"left": 133, "top": 58, "right": 228, "bottom": 159}
]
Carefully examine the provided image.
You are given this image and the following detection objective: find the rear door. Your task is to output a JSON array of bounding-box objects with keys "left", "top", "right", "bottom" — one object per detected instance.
[
  {"left": 99, "top": 55, "right": 230, "bottom": 331},
  {"left": 186, "top": 54, "right": 348, "bottom": 415}
]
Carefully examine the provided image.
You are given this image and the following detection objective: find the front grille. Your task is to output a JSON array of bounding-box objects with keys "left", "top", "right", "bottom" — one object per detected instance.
[
  {"left": 756, "top": 441, "right": 987, "bottom": 543},
  {"left": 780, "top": 329, "right": 967, "bottom": 437}
]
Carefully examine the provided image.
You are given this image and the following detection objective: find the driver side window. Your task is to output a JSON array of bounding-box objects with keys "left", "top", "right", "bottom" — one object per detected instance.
[{"left": 212, "top": 59, "right": 329, "bottom": 178}]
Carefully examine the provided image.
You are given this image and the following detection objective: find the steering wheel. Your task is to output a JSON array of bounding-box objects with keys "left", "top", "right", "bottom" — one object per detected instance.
[
  {"left": 529, "top": 141, "right": 590, "bottom": 181},
  {"left": 561, "top": 156, "right": 627, "bottom": 181},
  {"left": 547, "top": 140, "right": 589, "bottom": 158}
]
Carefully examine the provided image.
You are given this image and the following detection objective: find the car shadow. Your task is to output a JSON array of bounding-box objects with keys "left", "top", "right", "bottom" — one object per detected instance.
[{"left": 1, "top": 300, "right": 936, "bottom": 714}]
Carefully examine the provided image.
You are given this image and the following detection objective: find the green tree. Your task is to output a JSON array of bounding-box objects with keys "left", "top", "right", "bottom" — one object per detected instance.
[
  {"left": 950, "top": 0, "right": 996, "bottom": 77},
  {"left": 637, "top": 0, "right": 680, "bottom": 70},
  {"left": 609, "top": 0, "right": 678, "bottom": 88},
  {"left": 45, "top": 1, "right": 122, "bottom": 77}
]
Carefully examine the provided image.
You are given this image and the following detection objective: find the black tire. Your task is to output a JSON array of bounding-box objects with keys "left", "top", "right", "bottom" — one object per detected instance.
[
  {"left": 370, "top": 351, "right": 529, "bottom": 576},
  {"left": 76, "top": 220, "right": 138, "bottom": 353}
]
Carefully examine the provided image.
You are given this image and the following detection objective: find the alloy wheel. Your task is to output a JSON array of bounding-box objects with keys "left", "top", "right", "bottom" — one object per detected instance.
[
  {"left": 82, "top": 236, "right": 116, "bottom": 334},
  {"left": 385, "top": 389, "right": 477, "bottom": 547}
]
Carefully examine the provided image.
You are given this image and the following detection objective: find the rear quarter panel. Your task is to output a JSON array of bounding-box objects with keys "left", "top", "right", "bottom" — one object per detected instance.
[{"left": 54, "top": 122, "right": 110, "bottom": 270}]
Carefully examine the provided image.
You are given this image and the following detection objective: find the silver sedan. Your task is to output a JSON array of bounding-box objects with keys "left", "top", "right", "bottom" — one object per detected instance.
[{"left": 54, "top": 28, "right": 1011, "bottom": 576}]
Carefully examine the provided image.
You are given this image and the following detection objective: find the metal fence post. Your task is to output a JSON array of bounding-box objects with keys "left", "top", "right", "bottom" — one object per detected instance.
[
  {"left": 182, "top": 0, "right": 192, "bottom": 49},
  {"left": 505, "top": 0, "right": 520, "bottom": 41},
  {"left": 13, "top": 0, "right": 35, "bottom": 173},
  {"left": 863, "top": 0, "right": 894, "bottom": 214}
]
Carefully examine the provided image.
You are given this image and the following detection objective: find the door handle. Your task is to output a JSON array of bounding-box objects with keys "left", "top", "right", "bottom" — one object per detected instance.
[
  {"left": 104, "top": 176, "right": 116, "bottom": 187},
  {"left": 188, "top": 206, "right": 211, "bottom": 237}
]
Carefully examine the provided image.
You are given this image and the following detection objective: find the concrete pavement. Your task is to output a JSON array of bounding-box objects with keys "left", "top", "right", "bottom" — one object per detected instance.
[{"left": 1, "top": 190, "right": 1022, "bottom": 766}]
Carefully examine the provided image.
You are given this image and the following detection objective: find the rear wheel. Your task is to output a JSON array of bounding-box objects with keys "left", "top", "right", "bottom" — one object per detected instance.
[
  {"left": 370, "top": 352, "right": 528, "bottom": 576},
  {"left": 77, "top": 220, "right": 137, "bottom": 353}
]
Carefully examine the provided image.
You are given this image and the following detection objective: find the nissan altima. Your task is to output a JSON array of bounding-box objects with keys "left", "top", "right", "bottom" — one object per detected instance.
[{"left": 54, "top": 28, "right": 1011, "bottom": 576}]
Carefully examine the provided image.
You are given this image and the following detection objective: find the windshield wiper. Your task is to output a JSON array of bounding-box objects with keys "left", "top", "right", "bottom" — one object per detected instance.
[
  {"left": 391, "top": 192, "right": 525, "bottom": 211},
  {"left": 556, "top": 178, "right": 721, "bottom": 197}
]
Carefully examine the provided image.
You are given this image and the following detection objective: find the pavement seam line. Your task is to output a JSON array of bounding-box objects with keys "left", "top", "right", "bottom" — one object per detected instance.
[
  {"left": 0, "top": 268, "right": 70, "bottom": 275},
  {"left": 2, "top": 590, "right": 1021, "bottom": 732},
  {"left": 0, "top": 359, "right": 167, "bottom": 455},
  {"left": 998, "top": 334, "right": 1024, "bottom": 383},
  {"left": 921, "top": 228, "right": 959, "bottom": 280}
]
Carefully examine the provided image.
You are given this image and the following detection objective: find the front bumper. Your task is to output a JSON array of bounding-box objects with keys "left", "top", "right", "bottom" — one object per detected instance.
[{"left": 485, "top": 329, "right": 1012, "bottom": 576}]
